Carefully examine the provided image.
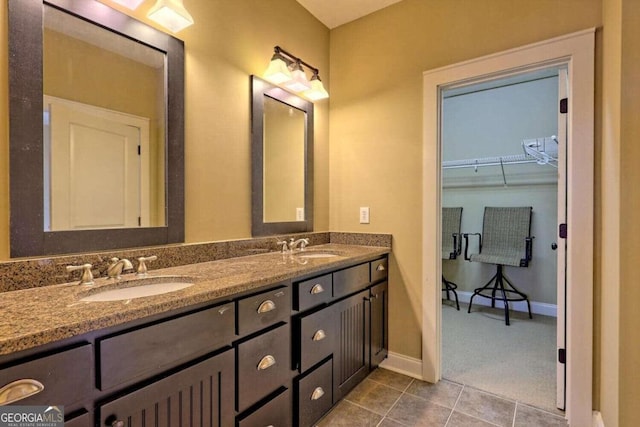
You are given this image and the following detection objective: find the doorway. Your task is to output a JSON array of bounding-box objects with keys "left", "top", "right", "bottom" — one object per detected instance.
[
  {"left": 439, "top": 68, "right": 564, "bottom": 413},
  {"left": 421, "top": 29, "right": 594, "bottom": 426}
]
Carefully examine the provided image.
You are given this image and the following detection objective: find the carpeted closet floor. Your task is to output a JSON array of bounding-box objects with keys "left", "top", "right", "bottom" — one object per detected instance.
[{"left": 442, "top": 301, "right": 560, "bottom": 414}]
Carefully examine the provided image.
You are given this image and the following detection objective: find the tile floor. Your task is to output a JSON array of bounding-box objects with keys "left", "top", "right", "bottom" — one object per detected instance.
[{"left": 316, "top": 368, "right": 567, "bottom": 427}]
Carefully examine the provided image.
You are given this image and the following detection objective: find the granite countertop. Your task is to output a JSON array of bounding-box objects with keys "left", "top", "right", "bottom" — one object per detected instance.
[{"left": 0, "top": 244, "right": 389, "bottom": 356}]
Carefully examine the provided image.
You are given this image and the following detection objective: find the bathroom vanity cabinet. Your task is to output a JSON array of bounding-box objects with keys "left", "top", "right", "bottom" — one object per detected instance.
[{"left": 0, "top": 254, "right": 388, "bottom": 427}]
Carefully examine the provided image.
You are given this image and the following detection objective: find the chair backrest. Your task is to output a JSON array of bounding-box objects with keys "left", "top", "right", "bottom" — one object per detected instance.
[
  {"left": 480, "top": 206, "right": 532, "bottom": 264},
  {"left": 442, "top": 207, "right": 463, "bottom": 259}
]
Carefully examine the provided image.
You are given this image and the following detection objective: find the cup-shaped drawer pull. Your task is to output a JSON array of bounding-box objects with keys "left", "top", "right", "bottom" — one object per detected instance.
[
  {"left": 257, "top": 354, "right": 276, "bottom": 370},
  {"left": 310, "top": 386, "right": 325, "bottom": 401},
  {"left": 376, "top": 264, "right": 386, "bottom": 271},
  {"left": 0, "top": 379, "right": 45, "bottom": 405},
  {"left": 257, "top": 300, "right": 276, "bottom": 314},
  {"left": 110, "top": 420, "right": 125, "bottom": 427},
  {"left": 310, "top": 283, "right": 325, "bottom": 294},
  {"left": 312, "top": 329, "right": 327, "bottom": 341}
]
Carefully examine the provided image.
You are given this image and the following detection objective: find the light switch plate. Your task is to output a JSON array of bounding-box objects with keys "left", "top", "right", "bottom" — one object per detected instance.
[
  {"left": 360, "top": 207, "right": 370, "bottom": 224},
  {"left": 296, "top": 208, "right": 305, "bottom": 221}
]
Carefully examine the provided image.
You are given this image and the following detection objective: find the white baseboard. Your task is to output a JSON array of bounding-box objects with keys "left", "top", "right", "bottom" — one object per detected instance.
[
  {"left": 592, "top": 411, "right": 605, "bottom": 427},
  {"left": 449, "top": 290, "right": 558, "bottom": 317},
  {"left": 379, "top": 352, "right": 423, "bottom": 380}
]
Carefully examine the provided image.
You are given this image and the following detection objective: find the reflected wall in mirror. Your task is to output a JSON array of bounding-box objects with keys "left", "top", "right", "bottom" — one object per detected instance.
[
  {"left": 43, "top": 5, "right": 166, "bottom": 231},
  {"left": 263, "top": 96, "right": 305, "bottom": 223},
  {"left": 8, "top": 0, "right": 184, "bottom": 257},
  {"left": 251, "top": 76, "right": 313, "bottom": 236}
]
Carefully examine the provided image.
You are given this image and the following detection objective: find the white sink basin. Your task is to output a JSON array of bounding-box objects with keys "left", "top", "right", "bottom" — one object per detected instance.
[
  {"left": 80, "top": 277, "right": 195, "bottom": 302},
  {"left": 294, "top": 251, "right": 340, "bottom": 259}
]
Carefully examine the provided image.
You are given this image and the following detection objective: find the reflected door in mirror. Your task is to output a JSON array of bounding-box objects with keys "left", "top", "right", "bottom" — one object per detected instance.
[
  {"left": 43, "top": 5, "right": 166, "bottom": 231},
  {"left": 263, "top": 96, "right": 306, "bottom": 223}
]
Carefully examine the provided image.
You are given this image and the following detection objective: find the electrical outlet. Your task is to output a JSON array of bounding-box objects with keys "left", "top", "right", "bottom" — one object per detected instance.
[
  {"left": 296, "top": 208, "right": 305, "bottom": 221},
  {"left": 359, "top": 207, "right": 370, "bottom": 224}
]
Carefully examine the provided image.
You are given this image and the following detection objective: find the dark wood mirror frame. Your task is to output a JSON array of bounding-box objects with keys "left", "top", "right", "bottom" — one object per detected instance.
[
  {"left": 8, "top": 0, "right": 185, "bottom": 257},
  {"left": 251, "top": 76, "right": 314, "bottom": 236}
]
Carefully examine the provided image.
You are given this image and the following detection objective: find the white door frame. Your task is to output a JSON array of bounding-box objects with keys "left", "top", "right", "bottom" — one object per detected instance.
[{"left": 421, "top": 29, "right": 594, "bottom": 426}]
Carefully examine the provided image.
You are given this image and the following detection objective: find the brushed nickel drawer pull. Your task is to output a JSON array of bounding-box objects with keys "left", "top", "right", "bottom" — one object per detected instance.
[
  {"left": 310, "top": 387, "right": 325, "bottom": 401},
  {"left": 218, "top": 305, "right": 232, "bottom": 315},
  {"left": 111, "top": 420, "right": 125, "bottom": 427},
  {"left": 257, "top": 300, "right": 276, "bottom": 314},
  {"left": 257, "top": 355, "right": 276, "bottom": 370},
  {"left": 376, "top": 264, "right": 386, "bottom": 271},
  {"left": 0, "top": 379, "right": 45, "bottom": 405},
  {"left": 312, "top": 329, "right": 326, "bottom": 341},
  {"left": 310, "top": 284, "right": 325, "bottom": 294}
]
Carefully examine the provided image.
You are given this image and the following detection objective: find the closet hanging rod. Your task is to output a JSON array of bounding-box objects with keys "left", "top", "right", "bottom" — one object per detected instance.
[{"left": 442, "top": 154, "right": 539, "bottom": 170}]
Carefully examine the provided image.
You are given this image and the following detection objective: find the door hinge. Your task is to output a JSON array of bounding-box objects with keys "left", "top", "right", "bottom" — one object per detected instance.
[
  {"left": 137, "top": 145, "right": 141, "bottom": 155},
  {"left": 558, "top": 348, "right": 566, "bottom": 364},
  {"left": 559, "top": 223, "right": 567, "bottom": 239},
  {"left": 560, "top": 98, "right": 568, "bottom": 114}
]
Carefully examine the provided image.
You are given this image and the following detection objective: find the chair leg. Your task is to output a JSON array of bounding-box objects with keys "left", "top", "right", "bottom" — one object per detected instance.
[
  {"left": 442, "top": 275, "right": 460, "bottom": 311},
  {"left": 468, "top": 271, "right": 498, "bottom": 314},
  {"left": 467, "top": 265, "right": 531, "bottom": 325}
]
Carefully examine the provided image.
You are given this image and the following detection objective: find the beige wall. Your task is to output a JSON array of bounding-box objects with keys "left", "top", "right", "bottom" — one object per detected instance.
[
  {"left": 617, "top": 0, "right": 640, "bottom": 424},
  {"left": 0, "top": 0, "right": 330, "bottom": 258}
]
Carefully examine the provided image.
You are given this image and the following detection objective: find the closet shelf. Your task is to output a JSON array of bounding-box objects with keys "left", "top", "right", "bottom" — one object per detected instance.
[{"left": 442, "top": 136, "right": 558, "bottom": 170}]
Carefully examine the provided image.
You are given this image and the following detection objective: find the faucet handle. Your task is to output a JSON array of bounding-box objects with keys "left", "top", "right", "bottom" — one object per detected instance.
[
  {"left": 300, "top": 238, "right": 310, "bottom": 250},
  {"left": 136, "top": 256, "right": 157, "bottom": 276},
  {"left": 276, "top": 240, "right": 288, "bottom": 253},
  {"left": 66, "top": 263, "right": 94, "bottom": 285}
]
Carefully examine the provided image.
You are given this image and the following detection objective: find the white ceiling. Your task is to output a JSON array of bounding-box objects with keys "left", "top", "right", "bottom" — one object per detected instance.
[{"left": 296, "top": 0, "right": 403, "bottom": 29}]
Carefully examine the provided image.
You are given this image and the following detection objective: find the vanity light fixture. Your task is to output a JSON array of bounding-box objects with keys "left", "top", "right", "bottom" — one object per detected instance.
[
  {"left": 264, "top": 50, "right": 292, "bottom": 85},
  {"left": 263, "top": 46, "right": 329, "bottom": 100},
  {"left": 283, "top": 60, "right": 312, "bottom": 92},
  {"left": 147, "top": 0, "right": 194, "bottom": 33},
  {"left": 304, "top": 71, "right": 330, "bottom": 101},
  {"left": 109, "top": 0, "right": 145, "bottom": 10}
]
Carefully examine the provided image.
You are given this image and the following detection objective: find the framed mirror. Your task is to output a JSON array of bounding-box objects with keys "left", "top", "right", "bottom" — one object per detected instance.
[
  {"left": 251, "top": 76, "right": 313, "bottom": 236},
  {"left": 8, "top": 0, "right": 185, "bottom": 257}
]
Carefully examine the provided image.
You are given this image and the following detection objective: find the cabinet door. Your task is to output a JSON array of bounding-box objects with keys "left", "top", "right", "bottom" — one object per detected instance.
[
  {"left": 99, "top": 349, "right": 234, "bottom": 427},
  {"left": 370, "top": 281, "right": 389, "bottom": 368},
  {"left": 332, "top": 289, "right": 370, "bottom": 402}
]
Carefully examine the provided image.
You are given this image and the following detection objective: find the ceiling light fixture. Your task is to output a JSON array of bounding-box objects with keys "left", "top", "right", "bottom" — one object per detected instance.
[
  {"left": 109, "top": 0, "right": 145, "bottom": 10},
  {"left": 263, "top": 46, "right": 329, "bottom": 101},
  {"left": 147, "top": 0, "right": 194, "bottom": 33}
]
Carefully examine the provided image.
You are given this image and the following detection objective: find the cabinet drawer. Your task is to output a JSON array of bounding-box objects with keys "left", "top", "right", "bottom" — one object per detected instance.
[
  {"left": 237, "top": 323, "right": 291, "bottom": 412},
  {"left": 333, "top": 263, "right": 370, "bottom": 298},
  {"left": 296, "top": 358, "right": 333, "bottom": 427},
  {"left": 0, "top": 344, "right": 92, "bottom": 409},
  {"left": 298, "top": 306, "right": 336, "bottom": 372},
  {"left": 295, "top": 273, "right": 332, "bottom": 311},
  {"left": 370, "top": 257, "right": 388, "bottom": 283},
  {"left": 64, "top": 412, "right": 92, "bottom": 427},
  {"left": 238, "top": 388, "right": 292, "bottom": 427},
  {"left": 238, "top": 285, "right": 291, "bottom": 336},
  {"left": 99, "top": 349, "right": 234, "bottom": 427},
  {"left": 98, "top": 302, "right": 235, "bottom": 391}
]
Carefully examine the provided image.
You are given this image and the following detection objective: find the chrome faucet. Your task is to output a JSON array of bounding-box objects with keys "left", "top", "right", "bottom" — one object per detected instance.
[
  {"left": 107, "top": 257, "right": 133, "bottom": 279},
  {"left": 288, "top": 238, "right": 309, "bottom": 251}
]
